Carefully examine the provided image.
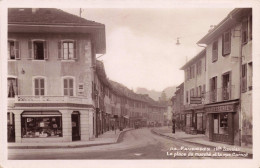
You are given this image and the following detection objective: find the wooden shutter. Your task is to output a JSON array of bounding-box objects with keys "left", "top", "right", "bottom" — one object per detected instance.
[
  {"left": 73, "top": 40, "right": 77, "bottom": 60},
  {"left": 242, "top": 19, "right": 248, "bottom": 44},
  {"left": 28, "top": 41, "right": 33, "bottom": 59},
  {"left": 58, "top": 41, "right": 62, "bottom": 59},
  {"left": 242, "top": 64, "right": 247, "bottom": 92},
  {"left": 222, "top": 31, "right": 231, "bottom": 56},
  {"left": 212, "top": 41, "right": 218, "bottom": 62},
  {"left": 14, "top": 41, "right": 20, "bottom": 59},
  {"left": 44, "top": 41, "right": 48, "bottom": 60}
]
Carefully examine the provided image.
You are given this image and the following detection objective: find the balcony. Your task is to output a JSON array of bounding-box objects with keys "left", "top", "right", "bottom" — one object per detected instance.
[
  {"left": 204, "top": 85, "right": 235, "bottom": 104},
  {"left": 15, "top": 95, "right": 89, "bottom": 104}
]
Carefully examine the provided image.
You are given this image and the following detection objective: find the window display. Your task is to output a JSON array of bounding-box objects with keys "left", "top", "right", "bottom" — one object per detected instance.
[
  {"left": 213, "top": 113, "right": 228, "bottom": 135},
  {"left": 21, "top": 116, "right": 62, "bottom": 138}
]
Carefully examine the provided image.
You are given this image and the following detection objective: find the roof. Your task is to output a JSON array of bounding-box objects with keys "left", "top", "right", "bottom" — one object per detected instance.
[
  {"left": 8, "top": 8, "right": 106, "bottom": 54},
  {"left": 197, "top": 8, "right": 252, "bottom": 45},
  {"left": 8, "top": 8, "right": 103, "bottom": 26},
  {"left": 180, "top": 49, "right": 206, "bottom": 70}
]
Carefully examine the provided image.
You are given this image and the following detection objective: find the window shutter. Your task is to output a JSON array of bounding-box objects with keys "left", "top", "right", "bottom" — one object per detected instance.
[
  {"left": 222, "top": 31, "right": 231, "bottom": 56},
  {"left": 242, "top": 20, "right": 248, "bottom": 44},
  {"left": 73, "top": 40, "right": 78, "bottom": 60},
  {"left": 212, "top": 41, "right": 218, "bottom": 62},
  {"left": 28, "top": 41, "right": 33, "bottom": 59},
  {"left": 58, "top": 41, "right": 62, "bottom": 59},
  {"left": 14, "top": 41, "right": 20, "bottom": 59},
  {"left": 242, "top": 64, "right": 247, "bottom": 92},
  {"left": 44, "top": 41, "right": 48, "bottom": 60}
]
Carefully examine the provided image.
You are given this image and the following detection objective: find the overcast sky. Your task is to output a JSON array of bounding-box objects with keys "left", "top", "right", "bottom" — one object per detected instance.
[{"left": 64, "top": 8, "right": 233, "bottom": 92}]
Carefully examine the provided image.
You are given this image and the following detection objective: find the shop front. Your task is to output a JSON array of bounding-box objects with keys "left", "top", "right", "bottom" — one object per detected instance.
[
  {"left": 205, "top": 100, "right": 239, "bottom": 145},
  {"left": 195, "top": 108, "right": 206, "bottom": 134}
]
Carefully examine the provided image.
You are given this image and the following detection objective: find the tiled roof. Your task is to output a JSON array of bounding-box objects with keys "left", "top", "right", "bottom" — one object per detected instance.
[{"left": 8, "top": 8, "right": 104, "bottom": 26}]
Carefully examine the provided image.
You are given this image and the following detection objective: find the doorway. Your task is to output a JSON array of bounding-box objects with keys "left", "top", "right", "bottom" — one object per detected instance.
[
  {"left": 71, "top": 111, "right": 80, "bottom": 141},
  {"left": 7, "top": 112, "right": 15, "bottom": 142}
]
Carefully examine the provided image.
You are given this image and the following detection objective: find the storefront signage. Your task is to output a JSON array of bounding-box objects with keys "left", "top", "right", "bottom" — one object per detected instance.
[
  {"left": 190, "top": 97, "right": 202, "bottom": 104},
  {"left": 205, "top": 104, "right": 236, "bottom": 113}
]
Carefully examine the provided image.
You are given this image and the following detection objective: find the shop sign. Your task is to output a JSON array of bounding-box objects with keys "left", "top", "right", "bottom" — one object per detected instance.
[
  {"left": 190, "top": 97, "right": 202, "bottom": 104},
  {"left": 205, "top": 104, "right": 235, "bottom": 113}
]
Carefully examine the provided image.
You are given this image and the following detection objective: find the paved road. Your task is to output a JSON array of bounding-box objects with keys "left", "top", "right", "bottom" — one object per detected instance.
[{"left": 8, "top": 128, "right": 251, "bottom": 159}]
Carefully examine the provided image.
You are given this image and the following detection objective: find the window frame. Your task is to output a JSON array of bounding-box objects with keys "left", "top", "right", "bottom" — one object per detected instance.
[
  {"left": 8, "top": 76, "right": 18, "bottom": 98},
  {"left": 32, "top": 76, "right": 47, "bottom": 96},
  {"left": 58, "top": 40, "right": 77, "bottom": 60},
  {"left": 222, "top": 30, "right": 231, "bottom": 56},
  {"left": 62, "top": 76, "right": 76, "bottom": 97},
  {"left": 29, "top": 39, "right": 48, "bottom": 60},
  {"left": 8, "top": 39, "right": 20, "bottom": 60},
  {"left": 212, "top": 40, "right": 218, "bottom": 62}
]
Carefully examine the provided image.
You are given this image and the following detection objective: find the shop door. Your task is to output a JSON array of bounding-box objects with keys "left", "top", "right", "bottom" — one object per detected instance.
[
  {"left": 7, "top": 112, "right": 15, "bottom": 142},
  {"left": 71, "top": 112, "right": 80, "bottom": 141}
]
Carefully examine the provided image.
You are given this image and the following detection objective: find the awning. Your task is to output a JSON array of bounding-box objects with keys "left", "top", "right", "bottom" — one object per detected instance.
[{"left": 21, "top": 111, "right": 61, "bottom": 117}]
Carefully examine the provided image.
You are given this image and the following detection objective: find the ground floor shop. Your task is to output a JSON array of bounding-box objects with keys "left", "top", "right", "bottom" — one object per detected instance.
[
  {"left": 8, "top": 107, "right": 96, "bottom": 143},
  {"left": 184, "top": 107, "right": 206, "bottom": 135},
  {"left": 205, "top": 100, "right": 239, "bottom": 145}
]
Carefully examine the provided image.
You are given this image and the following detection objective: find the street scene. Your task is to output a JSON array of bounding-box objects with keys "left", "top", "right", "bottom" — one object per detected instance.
[{"left": 5, "top": 6, "right": 253, "bottom": 163}]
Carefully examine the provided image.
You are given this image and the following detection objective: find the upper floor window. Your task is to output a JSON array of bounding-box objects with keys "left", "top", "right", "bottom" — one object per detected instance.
[
  {"left": 28, "top": 40, "right": 48, "bottom": 60},
  {"left": 248, "top": 62, "right": 253, "bottom": 91},
  {"left": 210, "top": 76, "right": 217, "bottom": 102},
  {"left": 242, "top": 18, "right": 249, "bottom": 45},
  {"left": 242, "top": 64, "right": 247, "bottom": 92},
  {"left": 196, "top": 60, "right": 202, "bottom": 75},
  {"left": 34, "top": 78, "right": 45, "bottom": 96},
  {"left": 222, "top": 72, "right": 231, "bottom": 100},
  {"left": 222, "top": 30, "right": 231, "bottom": 56},
  {"left": 212, "top": 40, "right": 218, "bottom": 62},
  {"left": 8, "top": 41, "right": 20, "bottom": 60},
  {"left": 8, "top": 78, "right": 18, "bottom": 98},
  {"left": 63, "top": 77, "right": 74, "bottom": 96},
  {"left": 58, "top": 40, "right": 77, "bottom": 60},
  {"left": 249, "top": 15, "right": 252, "bottom": 41}
]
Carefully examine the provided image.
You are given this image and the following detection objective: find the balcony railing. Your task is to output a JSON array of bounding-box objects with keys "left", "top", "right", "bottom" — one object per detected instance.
[
  {"left": 15, "top": 95, "right": 89, "bottom": 104},
  {"left": 204, "top": 85, "right": 235, "bottom": 104}
]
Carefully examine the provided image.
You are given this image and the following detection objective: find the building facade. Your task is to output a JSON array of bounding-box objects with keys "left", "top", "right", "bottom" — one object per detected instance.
[
  {"left": 173, "top": 83, "right": 185, "bottom": 130},
  {"left": 180, "top": 49, "right": 207, "bottom": 135},
  {"left": 197, "top": 8, "right": 252, "bottom": 145}
]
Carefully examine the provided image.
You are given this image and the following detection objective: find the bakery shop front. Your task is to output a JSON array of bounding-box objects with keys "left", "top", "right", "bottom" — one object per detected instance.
[{"left": 205, "top": 100, "right": 239, "bottom": 145}]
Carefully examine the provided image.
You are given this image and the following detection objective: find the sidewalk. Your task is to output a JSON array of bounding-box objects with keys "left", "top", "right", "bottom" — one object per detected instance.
[
  {"left": 152, "top": 126, "right": 252, "bottom": 155},
  {"left": 8, "top": 128, "right": 133, "bottom": 149}
]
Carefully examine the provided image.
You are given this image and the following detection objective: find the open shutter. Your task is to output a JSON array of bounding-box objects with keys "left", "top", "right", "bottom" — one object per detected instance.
[
  {"left": 44, "top": 41, "right": 48, "bottom": 60},
  {"left": 222, "top": 31, "right": 231, "bottom": 56},
  {"left": 242, "top": 20, "right": 248, "bottom": 44},
  {"left": 28, "top": 41, "right": 33, "bottom": 59},
  {"left": 73, "top": 40, "right": 77, "bottom": 60},
  {"left": 212, "top": 41, "right": 218, "bottom": 62},
  {"left": 14, "top": 41, "right": 20, "bottom": 59},
  {"left": 58, "top": 41, "right": 62, "bottom": 59}
]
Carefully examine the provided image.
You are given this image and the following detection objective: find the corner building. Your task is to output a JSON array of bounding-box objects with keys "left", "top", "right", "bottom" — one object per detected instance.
[{"left": 7, "top": 8, "right": 106, "bottom": 143}]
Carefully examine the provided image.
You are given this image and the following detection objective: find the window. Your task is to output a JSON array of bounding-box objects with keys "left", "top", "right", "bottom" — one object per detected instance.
[
  {"left": 186, "top": 91, "right": 189, "bottom": 103},
  {"left": 249, "top": 15, "right": 252, "bottom": 41},
  {"left": 8, "top": 78, "right": 18, "bottom": 98},
  {"left": 222, "top": 30, "right": 231, "bottom": 56},
  {"left": 248, "top": 62, "right": 252, "bottom": 90},
  {"left": 198, "top": 86, "right": 201, "bottom": 97},
  {"left": 64, "top": 78, "right": 74, "bottom": 96},
  {"left": 213, "top": 113, "right": 228, "bottom": 135},
  {"left": 242, "top": 19, "right": 248, "bottom": 44},
  {"left": 58, "top": 41, "right": 77, "bottom": 60},
  {"left": 212, "top": 40, "right": 218, "bottom": 62},
  {"left": 28, "top": 40, "right": 48, "bottom": 60},
  {"left": 8, "top": 41, "right": 21, "bottom": 60},
  {"left": 222, "top": 72, "right": 231, "bottom": 100},
  {"left": 34, "top": 78, "right": 45, "bottom": 96}
]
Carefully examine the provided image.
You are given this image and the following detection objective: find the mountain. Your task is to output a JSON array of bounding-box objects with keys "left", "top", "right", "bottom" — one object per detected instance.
[{"left": 135, "top": 86, "right": 177, "bottom": 101}]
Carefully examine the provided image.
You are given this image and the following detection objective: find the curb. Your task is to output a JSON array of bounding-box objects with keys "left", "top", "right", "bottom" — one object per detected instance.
[
  {"left": 151, "top": 129, "right": 253, "bottom": 157},
  {"left": 8, "top": 128, "right": 134, "bottom": 149}
]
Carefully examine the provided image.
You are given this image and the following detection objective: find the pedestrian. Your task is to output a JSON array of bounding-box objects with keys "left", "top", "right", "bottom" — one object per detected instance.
[{"left": 172, "top": 118, "right": 175, "bottom": 134}]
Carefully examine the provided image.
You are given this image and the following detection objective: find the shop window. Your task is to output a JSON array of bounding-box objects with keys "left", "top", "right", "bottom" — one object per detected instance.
[
  {"left": 242, "top": 64, "right": 247, "bottom": 92},
  {"left": 8, "top": 41, "right": 20, "bottom": 60},
  {"left": 212, "top": 40, "right": 218, "bottom": 62},
  {"left": 21, "top": 115, "right": 62, "bottom": 138},
  {"left": 8, "top": 78, "right": 18, "bottom": 98},
  {"left": 213, "top": 113, "right": 228, "bottom": 135},
  {"left": 34, "top": 78, "right": 45, "bottom": 96},
  {"left": 64, "top": 78, "right": 74, "bottom": 96},
  {"left": 222, "top": 30, "right": 231, "bottom": 56},
  {"left": 248, "top": 62, "right": 252, "bottom": 90},
  {"left": 222, "top": 72, "right": 231, "bottom": 100}
]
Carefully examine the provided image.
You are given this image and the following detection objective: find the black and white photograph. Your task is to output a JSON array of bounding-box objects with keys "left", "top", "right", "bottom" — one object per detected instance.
[{"left": 1, "top": 0, "right": 260, "bottom": 168}]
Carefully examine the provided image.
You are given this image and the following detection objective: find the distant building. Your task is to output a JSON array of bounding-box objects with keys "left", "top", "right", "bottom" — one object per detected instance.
[{"left": 174, "top": 83, "right": 185, "bottom": 130}]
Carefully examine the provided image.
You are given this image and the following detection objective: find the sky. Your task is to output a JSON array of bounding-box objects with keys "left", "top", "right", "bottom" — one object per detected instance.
[{"left": 63, "top": 8, "right": 233, "bottom": 92}]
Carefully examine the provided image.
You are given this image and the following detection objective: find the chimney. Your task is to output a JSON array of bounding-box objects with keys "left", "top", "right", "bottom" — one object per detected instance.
[{"left": 32, "top": 8, "right": 38, "bottom": 14}]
